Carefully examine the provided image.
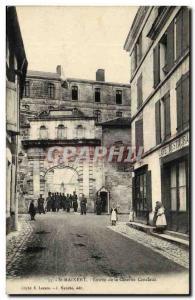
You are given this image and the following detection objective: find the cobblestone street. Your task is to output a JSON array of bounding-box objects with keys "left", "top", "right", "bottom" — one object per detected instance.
[{"left": 6, "top": 213, "right": 188, "bottom": 279}]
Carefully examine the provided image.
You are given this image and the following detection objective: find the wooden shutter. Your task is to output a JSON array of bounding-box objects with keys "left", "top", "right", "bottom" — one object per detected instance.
[
  {"left": 176, "top": 79, "right": 182, "bottom": 132},
  {"left": 182, "top": 7, "right": 190, "bottom": 53},
  {"left": 166, "top": 21, "right": 174, "bottom": 72},
  {"left": 137, "top": 74, "right": 143, "bottom": 108},
  {"left": 146, "top": 170, "right": 152, "bottom": 211},
  {"left": 132, "top": 177, "right": 136, "bottom": 212},
  {"left": 182, "top": 73, "right": 189, "bottom": 128},
  {"left": 153, "top": 44, "right": 160, "bottom": 88},
  {"left": 135, "top": 119, "right": 143, "bottom": 148},
  {"left": 164, "top": 93, "right": 171, "bottom": 139},
  {"left": 155, "top": 100, "right": 161, "bottom": 145},
  {"left": 176, "top": 9, "right": 182, "bottom": 60}
]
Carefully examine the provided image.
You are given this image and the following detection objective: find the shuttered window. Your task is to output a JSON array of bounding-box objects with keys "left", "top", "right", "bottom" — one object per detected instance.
[
  {"left": 155, "top": 100, "right": 161, "bottom": 145},
  {"left": 176, "top": 72, "right": 189, "bottom": 132},
  {"left": 153, "top": 44, "right": 160, "bottom": 88},
  {"left": 137, "top": 74, "right": 143, "bottom": 108},
  {"left": 135, "top": 119, "right": 143, "bottom": 151},
  {"left": 176, "top": 7, "right": 190, "bottom": 61},
  {"left": 166, "top": 21, "right": 174, "bottom": 72},
  {"left": 164, "top": 92, "right": 171, "bottom": 140}
]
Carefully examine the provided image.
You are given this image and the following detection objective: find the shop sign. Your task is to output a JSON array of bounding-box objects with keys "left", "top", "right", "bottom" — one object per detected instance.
[{"left": 159, "top": 132, "right": 189, "bottom": 158}]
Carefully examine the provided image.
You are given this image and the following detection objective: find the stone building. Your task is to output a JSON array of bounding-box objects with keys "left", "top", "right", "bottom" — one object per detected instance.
[
  {"left": 18, "top": 68, "right": 131, "bottom": 214},
  {"left": 124, "top": 6, "right": 190, "bottom": 233},
  {"left": 6, "top": 6, "right": 28, "bottom": 233}
]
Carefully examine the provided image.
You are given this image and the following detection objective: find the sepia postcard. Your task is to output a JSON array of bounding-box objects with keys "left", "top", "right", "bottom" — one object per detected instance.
[{"left": 6, "top": 5, "right": 190, "bottom": 295}]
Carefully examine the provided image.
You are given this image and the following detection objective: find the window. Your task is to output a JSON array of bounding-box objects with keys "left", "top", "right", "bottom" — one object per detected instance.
[
  {"left": 137, "top": 74, "right": 143, "bottom": 108},
  {"left": 72, "top": 86, "right": 78, "bottom": 100},
  {"left": 131, "top": 33, "right": 142, "bottom": 75},
  {"left": 76, "top": 125, "right": 85, "bottom": 138},
  {"left": 135, "top": 118, "right": 143, "bottom": 153},
  {"left": 155, "top": 93, "right": 171, "bottom": 145},
  {"left": 24, "top": 81, "right": 30, "bottom": 97},
  {"left": 116, "top": 90, "right": 122, "bottom": 105},
  {"left": 170, "top": 161, "right": 187, "bottom": 212},
  {"left": 48, "top": 83, "right": 55, "bottom": 99},
  {"left": 176, "top": 72, "right": 189, "bottom": 132},
  {"left": 116, "top": 111, "right": 122, "bottom": 118},
  {"left": 94, "top": 110, "right": 101, "bottom": 122},
  {"left": 39, "top": 125, "right": 48, "bottom": 139},
  {"left": 153, "top": 44, "right": 160, "bottom": 87},
  {"left": 57, "top": 124, "right": 66, "bottom": 139},
  {"left": 95, "top": 88, "right": 101, "bottom": 102}
]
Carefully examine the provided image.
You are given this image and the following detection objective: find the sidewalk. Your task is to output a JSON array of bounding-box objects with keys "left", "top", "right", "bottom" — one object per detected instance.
[
  {"left": 6, "top": 214, "right": 34, "bottom": 278},
  {"left": 108, "top": 222, "right": 189, "bottom": 269}
]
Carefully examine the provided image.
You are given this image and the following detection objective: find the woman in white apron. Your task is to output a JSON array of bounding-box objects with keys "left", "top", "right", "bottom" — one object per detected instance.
[
  {"left": 110, "top": 206, "right": 118, "bottom": 226},
  {"left": 155, "top": 202, "right": 167, "bottom": 233}
]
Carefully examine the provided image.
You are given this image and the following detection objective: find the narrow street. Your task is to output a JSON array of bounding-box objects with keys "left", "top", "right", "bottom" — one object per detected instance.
[{"left": 7, "top": 213, "right": 188, "bottom": 279}]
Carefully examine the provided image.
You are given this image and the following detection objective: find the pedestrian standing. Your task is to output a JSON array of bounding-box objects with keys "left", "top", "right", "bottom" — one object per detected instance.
[
  {"left": 29, "top": 200, "right": 36, "bottom": 221},
  {"left": 110, "top": 205, "right": 118, "bottom": 226},
  {"left": 38, "top": 194, "right": 45, "bottom": 214},
  {"left": 66, "top": 194, "right": 70, "bottom": 212},
  {"left": 80, "top": 194, "right": 87, "bottom": 215},
  {"left": 96, "top": 195, "right": 102, "bottom": 215},
  {"left": 46, "top": 192, "right": 52, "bottom": 212},
  {"left": 154, "top": 201, "right": 167, "bottom": 233},
  {"left": 72, "top": 191, "right": 78, "bottom": 212}
]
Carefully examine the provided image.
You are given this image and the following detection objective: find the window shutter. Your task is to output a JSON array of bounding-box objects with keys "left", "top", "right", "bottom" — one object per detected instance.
[
  {"left": 155, "top": 100, "right": 161, "bottom": 145},
  {"left": 135, "top": 119, "right": 143, "bottom": 150},
  {"left": 153, "top": 44, "right": 160, "bottom": 88},
  {"left": 137, "top": 74, "right": 143, "bottom": 108},
  {"left": 176, "top": 9, "right": 182, "bottom": 60},
  {"left": 146, "top": 170, "right": 152, "bottom": 212},
  {"left": 182, "top": 7, "right": 190, "bottom": 53},
  {"left": 176, "top": 79, "right": 182, "bottom": 132},
  {"left": 166, "top": 21, "right": 174, "bottom": 72},
  {"left": 182, "top": 73, "right": 189, "bottom": 128},
  {"left": 164, "top": 93, "right": 171, "bottom": 139}
]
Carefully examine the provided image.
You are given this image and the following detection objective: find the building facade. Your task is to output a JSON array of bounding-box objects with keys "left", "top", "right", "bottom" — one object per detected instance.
[
  {"left": 124, "top": 6, "right": 190, "bottom": 233},
  {"left": 18, "top": 69, "right": 131, "bottom": 214},
  {"left": 6, "top": 6, "right": 28, "bottom": 233}
]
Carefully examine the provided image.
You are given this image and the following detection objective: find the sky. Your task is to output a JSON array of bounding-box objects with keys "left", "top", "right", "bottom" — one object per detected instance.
[{"left": 16, "top": 6, "right": 138, "bottom": 83}]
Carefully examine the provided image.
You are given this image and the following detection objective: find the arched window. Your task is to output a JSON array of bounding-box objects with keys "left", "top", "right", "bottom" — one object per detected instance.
[
  {"left": 76, "top": 125, "right": 85, "bottom": 138},
  {"left": 94, "top": 110, "right": 101, "bottom": 122},
  {"left": 116, "top": 111, "right": 122, "bottom": 117},
  {"left": 39, "top": 125, "right": 48, "bottom": 139},
  {"left": 57, "top": 124, "right": 66, "bottom": 139},
  {"left": 48, "top": 83, "right": 55, "bottom": 99},
  {"left": 24, "top": 81, "right": 30, "bottom": 97},
  {"left": 72, "top": 86, "right": 78, "bottom": 100}
]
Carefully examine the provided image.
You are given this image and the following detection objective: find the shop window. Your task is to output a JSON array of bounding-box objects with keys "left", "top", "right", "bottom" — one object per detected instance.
[
  {"left": 57, "top": 124, "right": 66, "bottom": 139},
  {"left": 137, "top": 74, "right": 143, "bottom": 108},
  {"left": 39, "top": 125, "right": 48, "bottom": 139},
  {"left": 176, "top": 72, "right": 189, "bottom": 132},
  {"left": 95, "top": 88, "right": 101, "bottom": 103},
  {"left": 116, "top": 90, "right": 122, "bottom": 105},
  {"left": 72, "top": 86, "right": 78, "bottom": 100},
  {"left": 116, "top": 111, "right": 122, "bottom": 117},
  {"left": 24, "top": 81, "right": 30, "bottom": 97},
  {"left": 170, "top": 165, "right": 177, "bottom": 211},
  {"left": 94, "top": 110, "right": 101, "bottom": 122},
  {"left": 48, "top": 83, "right": 55, "bottom": 99}
]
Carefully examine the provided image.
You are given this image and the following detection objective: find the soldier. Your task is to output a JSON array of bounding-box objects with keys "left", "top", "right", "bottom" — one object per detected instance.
[
  {"left": 66, "top": 193, "right": 70, "bottom": 212},
  {"left": 29, "top": 200, "right": 36, "bottom": 221},
  {"left": 72, "top": 191, "right": 78, "bottom": 212},
  {"left": 80, "top": 194, "right": 87, "bottom": 215},
  {"left": 38, "top": 194, "right": 45, "bottom": 214}
]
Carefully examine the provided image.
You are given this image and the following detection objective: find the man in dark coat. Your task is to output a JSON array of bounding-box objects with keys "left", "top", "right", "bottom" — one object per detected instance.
[
  {"left": 72, "top": 191, "right": 78, "bottom": 212},
  {"left": 51, "top": 193, "right": 56, "bottom": 212},
  {"left": 38, "top": 194, "right": 45, "bottom": 214},
  {"left": 56, "top": 192, "right": 60, "bottom": 212},
  {"left": 29, "top": 200, "right": 36, "bottom": 220},
  {"left": 46, "top": 192, "right": 52, "bottom": 212},
  {"left": 96, "top": 195, "right": 102, "bottom": 215},
  {"left": 66, "top": 194, "right": 70, "bottom": 212},
  {"left": 62, "top": 193, "right": 66, "bottom": 211},
  {"left": 80, "top": 194, "right": 87, "bottom": 215}
]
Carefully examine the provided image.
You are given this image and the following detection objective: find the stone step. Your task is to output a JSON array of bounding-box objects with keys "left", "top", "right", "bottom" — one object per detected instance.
[
  {"left": 151, "top": 232, "right": 189, "bottom": 249},
  {"left": 164, "top": 230, "right": 189, "bottom": 241},
  {"left": 126, "top": 222, "right": 155, "bottom": 234}
]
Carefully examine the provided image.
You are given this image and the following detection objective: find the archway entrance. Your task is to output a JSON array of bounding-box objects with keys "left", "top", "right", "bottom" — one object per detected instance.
[{"left": 45, "top": 166, "right": 79, "bottom": 195}]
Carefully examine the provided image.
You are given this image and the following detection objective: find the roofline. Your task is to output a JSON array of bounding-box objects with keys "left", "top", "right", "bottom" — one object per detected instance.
[{"left": 66, "top": 78, "right": 130, "bottom": 87}]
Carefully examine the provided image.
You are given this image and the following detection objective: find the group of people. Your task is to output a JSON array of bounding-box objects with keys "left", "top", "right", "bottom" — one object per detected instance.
[{"left": 28, "top": 192, "right": 88, "bottom": 220}]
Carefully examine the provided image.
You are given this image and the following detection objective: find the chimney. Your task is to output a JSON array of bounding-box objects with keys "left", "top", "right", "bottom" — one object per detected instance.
[
  {"left": 96, "top": 69, "right": 105, "bottom": 81},
  {"left": 56, "top": 65, "right": 62, "bottom": 76}
]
